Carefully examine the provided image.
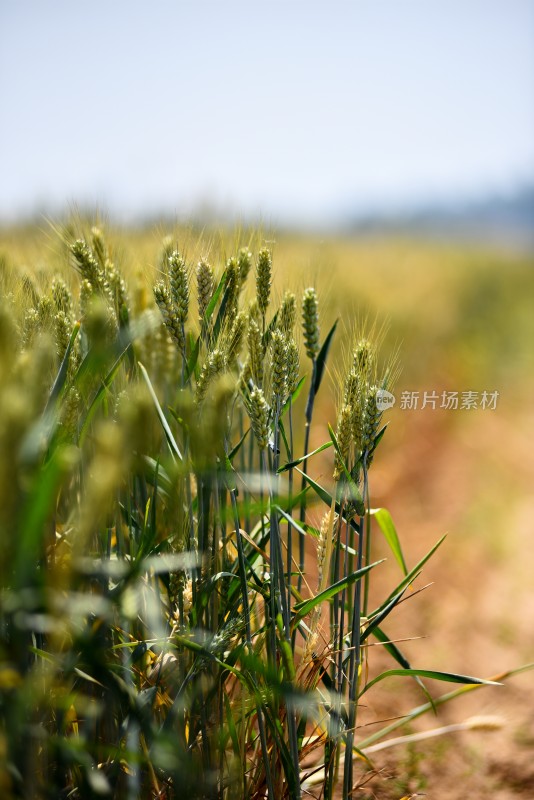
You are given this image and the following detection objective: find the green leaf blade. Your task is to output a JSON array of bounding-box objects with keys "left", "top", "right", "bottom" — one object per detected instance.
[
  {"left": 371, "top": 507, "right": 408, "bottom": 575},
  {"left": 360, "top": 668, "right": 501, "bottom": 697}
]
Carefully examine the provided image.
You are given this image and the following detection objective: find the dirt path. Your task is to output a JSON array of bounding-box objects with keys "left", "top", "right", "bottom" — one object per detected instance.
[{"left": 344, "top": 406, "right": 534, "bottom": 799}]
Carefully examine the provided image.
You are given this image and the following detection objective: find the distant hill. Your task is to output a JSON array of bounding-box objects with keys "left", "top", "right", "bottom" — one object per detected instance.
[{"left": 347, "top": 187, "right": 534, "bottom": 249}]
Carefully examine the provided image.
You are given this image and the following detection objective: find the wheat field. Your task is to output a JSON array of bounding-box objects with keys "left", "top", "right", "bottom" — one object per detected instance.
[{"left": 0, "top": 220, "right": 532, "bottom": 799}]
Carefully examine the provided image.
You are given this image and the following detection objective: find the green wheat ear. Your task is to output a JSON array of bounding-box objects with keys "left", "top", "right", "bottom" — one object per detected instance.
[
  {"left": 343, "top": 368, "right": 363, "bottom": 453},
  {"left": 237, "top": 247, "right": 253, "bottom": 285},
  {"left": 54, "top": 310, "right": 72, "bottom": 363},
  {"left": 168, "top": 251, "right": 189, "bottom": 324},
  {"left": 223, "top": 257, "right": 240, "bottom": 323},
  {"left": 153, "top": 281, "right": 185, "bottom": 350},
  {"left": 343, "top": 369, "right": 359, "bottom": 412},
  {"left": 302, "top": 287, "right": 320, "bottom": 360},
  {"left": 59, "top": 387, "right": 81, "bottom": 439},
  {"left": 90, "top": 226, "right": 108, "bottom": 269},
  {"left": 247, "top": 314, "right": 264, "bottom": 388},
  {"left": 333, "top": 403, "right": 353, "bottom": 481},
  {"left": 256, "top": 248, "right": 272, "bottom": 318},
  {"left": 197, "top": 258, "right": 214, "bottom": 325},
  {"left": 362, "top": 384, "right": 381, "bottom": 454},
  {"left": 22, "top": 308, "right": 39, "bottom": 350},
  {"left": 248, "top": 386, "right": 270, "bottom": 449},
  {"left": 79, "top": 278, "right": 94, "bottom": 321},
  {"left": 195, "top": 348, "right": 226, "bottom": 405},
  {"left": 51, "top": 276, "right": 74, "bottom": 318},
  {"left": 71, "top": 238, "right": 115, "bottom": 313},
  {"left": 224, "top": 311, "right": 247, "bottom": 364},
  {"left": 353, "top": 338, "right": 375, "bottom": 382},
  {"left": 37, "top": 295, "right": 54, "bottom": 327},
  {"left": 270, "top": 329, "right": 288, "bottom": 407},
  {"left": 71, "top": 239, "right": 101, "bottom": 288},
  {"left": 286, "top": 338, "right": 300, "bottom": 394},
  {"left": 104, "top": 262, "right": 129, "bottom": 322},
  {"left": 279, "top": 291, "right": 297, "bottom": 334}
]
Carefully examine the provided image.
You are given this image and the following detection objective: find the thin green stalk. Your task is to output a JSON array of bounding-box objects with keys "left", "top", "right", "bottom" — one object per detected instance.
[
  {"left": 323, "top": 738, "right": 337, "bottom": 800},
  {"left": 211, "top": 475, "right": 221, "bottom": 636},
  {"left": 329, "top": 499, "right": 342, "bottom": 686},
  {"left": 258, "top": 451, "right": 276, "bottom": 668},
  {"left": 180, "top": 321, "right": 187, "bottom": 384},
  {"left": 229, "top": 487, "right": 275, "bottom": 800},
  {"left": 342, "top": 460, "right": 369, "bottom": 799},
  {"left": 211, "top": 473, "right": 226, "bottom": 635},
  {"left": 298, "top": 358, "right": 317, "bottom": 591},
  {"left": 116, "top": 488, "right": 125, "bottom": 558},
  {"left": 363, "top": 485, "right": 372, "bottom": 617},
  {"left": 325, "top": 498, "right": 343, "bottom": 800},
  {"left": 239, "top": 411, "right": 251, "bottom": 534},
  {"left": 266, "top": 408, "right": 291, "bottom": 636},
  {"left": 337, "top": 514, "right": 352, "bottom": 696},
  {"left": 183, "top": 434, "right": 196, "bottom": 565},
  {"left": 266, "top": 402, "right": 301, "bottom": 800},
  {"left": 217, "top": 686, "right": 224, "bottom": 800},
  {"left": 287, "top": 400, "right": 294, "bottom": 612}
]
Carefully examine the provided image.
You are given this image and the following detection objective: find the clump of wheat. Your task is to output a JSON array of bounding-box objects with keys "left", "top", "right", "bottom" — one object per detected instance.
[{"left": 0, "top": 226, "right": 504, "bottom": 800}]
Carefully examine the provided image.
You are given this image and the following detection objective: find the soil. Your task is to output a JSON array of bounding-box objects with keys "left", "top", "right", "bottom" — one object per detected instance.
[{"left": 311, "top": 403, "right": 534, "bottom": 799}]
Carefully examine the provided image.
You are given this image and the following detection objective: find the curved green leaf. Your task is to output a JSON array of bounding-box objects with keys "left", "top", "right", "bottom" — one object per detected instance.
[
  {"left": 357, "top": 662, "right": 534, "bottom": 750},
  {"left": 281, "top": 375, "right": 306, "bottom": 417},
  {"left": 360, "top": 668, "right": 501, "bottom": 697},
  {"left": 185, "top": 333, "right": 201, "bottom": 381},
  {"left": 204, "top": 268, "right": 227, "bottom": 323},
  {"left": 314, "top": 319, "right": 338, "bottom": 394},
  {"left": 46, "top": 320, "right": 81, "bottom": 410},
  {"left": 295, "top": 467, "right": 361, "bottom": 534},
  {"left": 139, "top": 361, "right": 183, "bottom": 461},
  {"left": 370, "top": 624, "right": 435, "bottom": 710},
  {"left": 277, "top": 440, "right": 333, "bottom": 474},
  {"left": 292, "top": 560, "right": 384, "bottom": 624},
  {"left": 360, "top": 584, "right": 412, "bottom": 643},
  {"left": 371, "top": 507, "right": 407, "bottom": 575}
]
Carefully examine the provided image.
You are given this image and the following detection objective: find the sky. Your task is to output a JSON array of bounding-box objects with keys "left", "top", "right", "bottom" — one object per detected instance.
[{"left": 1, "top": 1, "right": 533, "bottom": 226}]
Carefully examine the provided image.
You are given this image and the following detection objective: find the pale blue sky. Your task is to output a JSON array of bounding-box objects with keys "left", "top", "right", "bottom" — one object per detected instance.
[{"left": 1, "top": 1, "right": 533, "bottom": 225}]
